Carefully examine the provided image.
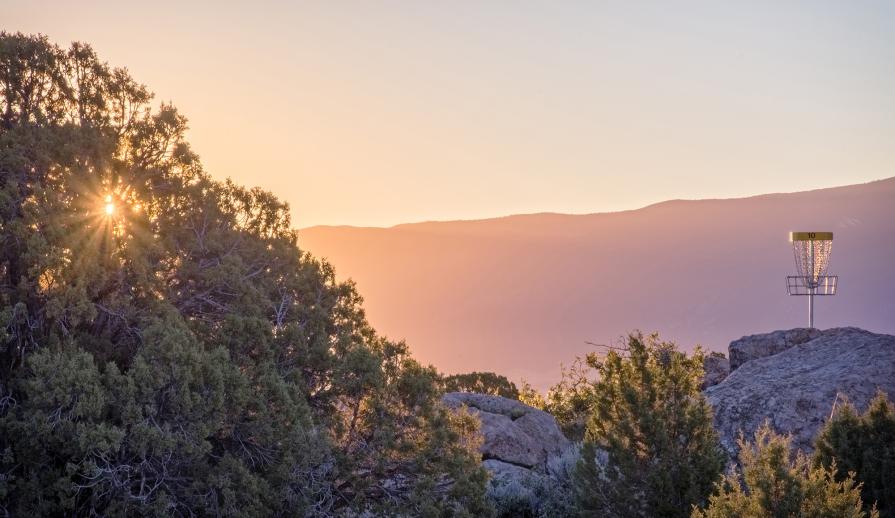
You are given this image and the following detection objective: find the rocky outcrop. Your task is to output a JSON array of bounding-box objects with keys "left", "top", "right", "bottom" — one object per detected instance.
[
  {"left": 706, "top": 327, "right": 895, "bottom": 457},
  {"left": 444, "top": 328, "right": 895, "bottom": 476},
  {"left": 702, "top": 354, "right": 730, "bottom": 389},
  {"left": 442, "top": 392, "right": 570, "bottom": 481},
  {"left": 728, "top": 328, "right": 821, "bottom": 371}
]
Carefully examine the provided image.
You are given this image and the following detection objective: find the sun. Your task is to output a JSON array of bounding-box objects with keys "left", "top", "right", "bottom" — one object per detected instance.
[
  {"left": 104, "top": 195, "right": 115, "bottom": 216},
  {"left": 82, "top": 186, "right": 148, "bottom": 249}
]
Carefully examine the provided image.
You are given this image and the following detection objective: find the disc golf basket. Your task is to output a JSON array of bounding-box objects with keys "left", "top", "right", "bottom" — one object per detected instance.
[{"left": 786, "top": 231, "right": 837, "bottom": 328}]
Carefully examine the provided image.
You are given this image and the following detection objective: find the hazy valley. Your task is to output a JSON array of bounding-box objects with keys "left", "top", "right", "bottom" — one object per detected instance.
[{"left": 301, "top": 177, "right": 895, "bottom": 388}]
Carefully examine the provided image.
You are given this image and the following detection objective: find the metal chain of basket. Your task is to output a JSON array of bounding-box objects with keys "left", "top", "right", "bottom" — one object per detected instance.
[{"left": 791, "top": 239, "right": 832, "bottom": 288}]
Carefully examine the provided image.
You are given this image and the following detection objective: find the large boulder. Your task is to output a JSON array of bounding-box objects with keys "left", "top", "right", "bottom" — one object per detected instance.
[
  {"left": 702, "top": 353, "right": 730, "bottom": 389},
  {"left": 705, "top": 327, "right": 895, "bottom": 457},
  {"left": 728, "top": 328, "right": 821, "bottom": 371},
  {"left": 442, "top": 392, "right": 570, "bottom": 481}
]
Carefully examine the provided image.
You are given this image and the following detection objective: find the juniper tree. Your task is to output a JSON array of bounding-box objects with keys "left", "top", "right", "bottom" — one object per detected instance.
[
  {"left": 442, "top": 371, "right": 520, "bottom": 399},
  {"left": 0, "top": 31, "right": 490, "bottom": 517},
  {"left": 814, "top": 391, "right": 895, "bottom": 518},
  {"left": 694, "top": 423, "right": 877, "bottom": 518},
  {"left": 572, "top": 332, "right": 724, "bottom": 518}
]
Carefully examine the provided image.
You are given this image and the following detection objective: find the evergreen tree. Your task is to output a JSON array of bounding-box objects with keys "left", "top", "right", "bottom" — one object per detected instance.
[
  {"left": 0, "top": 32, "right": 490, "bottom": 516},
  {"left": 694, "top": 423, "right": 877, "bottom": 518},
  {"left": 573, "top": 332, "right": 724, "bottom": 518},
  {"left": 814, "top": 391, "right": 895, "bottom": 518},
  {"left": 442, "top": 371, "right": 520, "bottom": 399}
]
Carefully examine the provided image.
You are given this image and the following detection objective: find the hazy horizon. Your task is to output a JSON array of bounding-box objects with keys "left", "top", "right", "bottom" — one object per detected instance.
[
  {"left": 300, "top": 175, "right": 895, "bottom": 229},
  {"left": 6, "top": 1, "right": 895, "bottom": 227}
]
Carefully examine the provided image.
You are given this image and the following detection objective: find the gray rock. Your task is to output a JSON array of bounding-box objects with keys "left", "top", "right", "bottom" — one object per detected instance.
[
  {"left": 705, "top": 327, "right": 895, "bottom": 457},
  {"left": 442, "top": 392, "right": 570, "bottom": 475},
  {"left": 702, "top": 354, "right": 730, "bottom": 389},
  {"left": 482, "top": 459, "right": 540, "bottom": 483},
  {"left": 728, "top": 328, "right": 821, "bottom": 371}
]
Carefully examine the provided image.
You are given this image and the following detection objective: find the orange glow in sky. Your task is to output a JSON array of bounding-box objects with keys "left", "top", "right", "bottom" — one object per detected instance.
[{"left": 7, "top": 1, "right": 895, "bottom": 227}]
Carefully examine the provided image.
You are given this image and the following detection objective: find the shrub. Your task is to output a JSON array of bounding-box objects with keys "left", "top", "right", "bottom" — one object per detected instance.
[
  {"left": 694, "top": 423, "right": 877, "bottom": 518},
  {"left": 487, "top": 443, "right": 581, "bottom": 518},
  {"left": 543, "top": 355, "right": 599, "bottom": 441},
  {"left": 573, "top": 332, "right": 724, "bottom": 517},
  {"left": 442, "top": 371, "right": 520, "bottom": 399},
  {"left": 518, "top": 380, "right": 546, "bottom": 409},
  {"left": 488, "top": 476, "right": 538, "bottom": 517},
  {"left": 517, "top": 355, "right": 599, "bottom": 441},
  {"left": 814, "top": 391, "right": 895, "bottom": 518}
]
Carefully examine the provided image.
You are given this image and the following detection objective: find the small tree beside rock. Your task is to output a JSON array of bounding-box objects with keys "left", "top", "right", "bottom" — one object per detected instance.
[
  {"left": 573, "top": 332, "right": 725, "bottom": 517},
  {"left": 813, "top": 391, "right": 895, "bottom": 518}
]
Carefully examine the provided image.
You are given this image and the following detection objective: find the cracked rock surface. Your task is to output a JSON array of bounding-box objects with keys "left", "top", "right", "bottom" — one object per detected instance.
[
  {"left": 728, "top": 327, "right": 822, "bottom": 371},
  {"left": 705, "top": 327, "right": 895, "bottom": 457},
  {"left": 442, "top": 392, "right": 570, "bottom": 480},
  {"left": 702, "top": 354, "right": 730, "bottom": 389}
]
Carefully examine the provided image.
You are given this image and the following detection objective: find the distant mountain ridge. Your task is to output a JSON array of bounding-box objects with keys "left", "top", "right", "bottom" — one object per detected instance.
[{"left": 299, "top": 177, "right": 895, "bottom": 389}]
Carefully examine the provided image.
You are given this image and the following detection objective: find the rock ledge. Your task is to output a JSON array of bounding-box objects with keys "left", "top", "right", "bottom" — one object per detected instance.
[{"left": 706, "top": 327, "right": 895, "bottom": 457}]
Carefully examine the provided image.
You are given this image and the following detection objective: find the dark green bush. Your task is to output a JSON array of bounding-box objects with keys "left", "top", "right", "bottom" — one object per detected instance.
[
  {"left": 814, "top": 391, "right": 895, "bottom": 518},
  {"left": 573, "top": 332, "right": 724, "bottom": 517}
]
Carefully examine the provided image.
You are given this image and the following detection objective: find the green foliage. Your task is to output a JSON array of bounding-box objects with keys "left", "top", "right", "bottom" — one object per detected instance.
[
  {"left": 694, "top": 423, "right": 877, "bottom": 518},
  {"left": 573, "top": 332, "right": 725, "bottom": 518},
  {"left": 518, "top": 380, "right": 546, "bottom": 410},
  {"left": 543, "top": 354, "right": 599, "bottom": 441},
  {"left": 517, "top": 355, "right": 599, "bottom": 441},
  {"left": 814, "top": 391, "right": 895, "bottom": 518},
  {"left": 0, "top": 32, "right": 489, "bottom": 516},
  {"left": 442, "top": 371, "right": 520, "bottom": 399}
]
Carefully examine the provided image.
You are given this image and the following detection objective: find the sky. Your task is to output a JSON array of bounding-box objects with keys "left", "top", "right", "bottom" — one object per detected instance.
[{"left": 5, "top": 1, "right": 895, "bottom": 227}]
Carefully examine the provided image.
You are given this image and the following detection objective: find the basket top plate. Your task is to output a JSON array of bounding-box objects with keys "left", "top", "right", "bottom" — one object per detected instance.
[{"left": 790, "top": 231, "right": 833, "bottom": 242}]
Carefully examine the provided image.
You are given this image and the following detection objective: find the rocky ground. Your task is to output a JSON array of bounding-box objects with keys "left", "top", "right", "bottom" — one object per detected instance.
[
  {"left": 705, "top": 327, "right": 895, "bottom": 456},
  {"left": 446, "top": 327, "right": 895, "bottom": 479}
]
